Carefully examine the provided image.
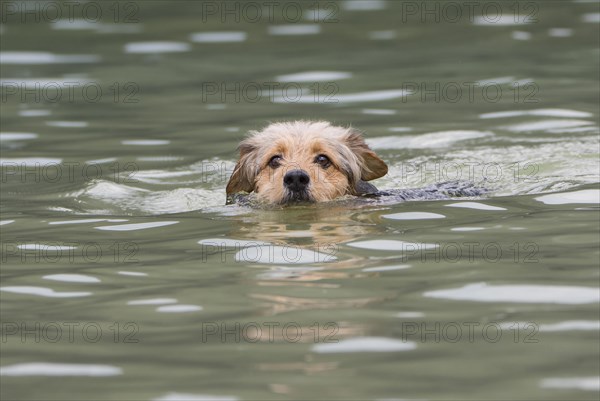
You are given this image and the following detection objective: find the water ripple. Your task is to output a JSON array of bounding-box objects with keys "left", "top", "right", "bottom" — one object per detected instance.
[
  {"left": 540, "top": 377, "right": 599, "bottom": 391},
  {"left": 347, "top": 240, "right": 438, "bottom": 251},
  {"left": 382, "top": 212, "right": 445, "bottom": 220},
  {"left": 0, "top": 363, "right": 121, "bottom": 376},
  {"left": 445, "top": 202, "right": 507, "bottom": 211},
  {"left": 190, "top": 32, "right": 247, "bottom": 43},
  {"left": 95, "top": 221, "right": 179, "bottom": 231},
  {"left": 0, "top": 51, "right": 100, "bottom": 64},
  {"left": 153, "top": 393, "right": 238, "bottom": 401},
  {"left": 424, "top": 283, "right": 600, "bottom": 304},
  {"left": 480, "top": 108, "right": 593, "bottom": 119},
  {"left": 268, "top": 24, "right": 321, "bottom": 35},
  {"left": 367, "top": 130, "right": 492, "bottom": 149},
  {"left": 535, "top": 190, "right": 600, "bottom": 205},
  {"left": 43, "top": 274, "right": 100, "bottom": 283},
  {"left": 276, "top": 71, "right": 352, "bottom": 82},
  {"left": 0, "top": 133, "right": 38, "bottom": 141},
  {"left": 124, "top": 42, "right": 191, "bottom": 54},
  {"left": 0, "top": 286, "right": 91, "bottom": 298},
  {"left": 312, "top": 337, "right": 416, "bottom": 353}
]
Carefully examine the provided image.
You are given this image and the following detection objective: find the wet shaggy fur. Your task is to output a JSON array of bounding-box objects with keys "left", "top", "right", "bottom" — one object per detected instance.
[{"left": 226, "top": 121, "right": 388, "bottom": 204}]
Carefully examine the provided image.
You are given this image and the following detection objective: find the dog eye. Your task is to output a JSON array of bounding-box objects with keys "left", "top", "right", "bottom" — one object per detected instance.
[
  {"left": 315, "top": 154, "right": 331, "bottom": 168},
  {"left": 268, "top": 155, "right": 282, "bottom": 168}
]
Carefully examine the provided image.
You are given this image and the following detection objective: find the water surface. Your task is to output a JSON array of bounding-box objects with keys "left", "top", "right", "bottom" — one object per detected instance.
[{"left": 1, "top": 1, "right": 599, "bottom": 400}]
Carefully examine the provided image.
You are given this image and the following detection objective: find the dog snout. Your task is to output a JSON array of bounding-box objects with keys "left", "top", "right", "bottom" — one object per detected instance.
[{"left": 283, "top": 169, "right": 310, "bottom": 192}]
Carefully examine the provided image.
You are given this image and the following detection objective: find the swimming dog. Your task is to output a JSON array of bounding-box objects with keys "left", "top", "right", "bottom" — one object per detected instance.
[{"left": 226, "top": 121, "right": 388, "bottom": 205}]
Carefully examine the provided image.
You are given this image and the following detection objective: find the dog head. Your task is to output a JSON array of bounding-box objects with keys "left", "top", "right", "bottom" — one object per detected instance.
[{"left": 226, "top": 121, "right": 388, "bottom": 204}]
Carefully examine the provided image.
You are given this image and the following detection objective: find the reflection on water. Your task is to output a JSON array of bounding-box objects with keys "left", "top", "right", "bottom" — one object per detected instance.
[
  {"left": 312, "top": 336, "right": 416, "bottom": 353},
  {"left": 0, "top": 51, "right": 101, "bottom": 64},
  {"left": 424, "top": 282, "right": 600, "bottom": 304},
  {"left": 124, "top": 41, "right": 192, "bottom": 54},
  {"left": 0, "top": 286, "right": 92, "bottom": 298},
  {"left": 0, "top": 363, "right": 123, "bottom": 377},
  {"left": 535, "top": 189, "right": 600, "bottom": 205},
  {"left": 1, "top": 1, "right": 599, "bottom": 400}
]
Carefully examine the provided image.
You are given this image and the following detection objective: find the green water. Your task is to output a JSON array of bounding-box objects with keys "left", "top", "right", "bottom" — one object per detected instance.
[{"left": 1, "top": 1, "right": 599, "bottom": 400}]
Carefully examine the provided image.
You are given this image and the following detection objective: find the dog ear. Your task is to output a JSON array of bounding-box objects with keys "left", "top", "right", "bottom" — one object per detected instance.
[
  {"left": 226, "top": 142, "right": 257, "bottom": 195},
  {"left": 346, "top": 130, "right": 388, "bottom": 181}
]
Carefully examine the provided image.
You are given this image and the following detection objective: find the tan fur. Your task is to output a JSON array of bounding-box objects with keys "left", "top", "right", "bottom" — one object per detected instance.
[{"left": 226, "top": 121, "right": 388, "bottom": 204}]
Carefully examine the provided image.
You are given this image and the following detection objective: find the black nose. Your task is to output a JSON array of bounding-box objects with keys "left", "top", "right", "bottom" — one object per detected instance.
[{"left": 283, "top": 170, "right": 310, "bottom": 192}]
